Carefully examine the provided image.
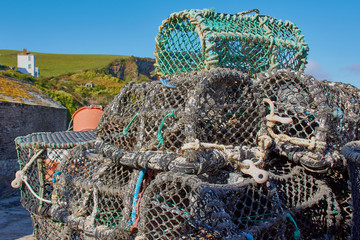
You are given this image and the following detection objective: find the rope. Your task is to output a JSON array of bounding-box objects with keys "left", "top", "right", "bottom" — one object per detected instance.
[
  {"left": 239, "top": 232, "right": 254, "bottom": 240},
  {"left": 52, "top": 171, "right": 62, "bottom": 183},
  {"left": 181, "top": 140, "right": 269, "bottom": 183},
  {"left": 23, "top": 149, "right": 44, "bottom": 172},
  {"left": 67, "top": 118, "right": 73, "bottom": 131},
  {"left": 286, "top": 213, "right": 300, "bottom": 240},
  {"left": 157, "top": 110, "right": 177, "bottom": 147},
  {"left": 134, "top": 170, "right": 154, "bottom": 228},
  {"left": 123, "top": 113, "right": 139, "bottom": 136},
  {"left": 236, "top": 9, "right": 259, "bottom": 15},
  {"left": 127, "top": 168, "right": 146, "bottom": 228},
  {"left": 22, "top": 175, "right": 52, "bottom": 204},
  {"left": 10, "top": 149, "right": 53, "bottom": 203},
  {"left": 160, "top": 78, "right": 176, "bottom": 89},
  {"left": 263, "top": 98, "right": 326, "bottom": 151},
  {"left": 11, "top": 149, "right": 44, "bottom": 189}
]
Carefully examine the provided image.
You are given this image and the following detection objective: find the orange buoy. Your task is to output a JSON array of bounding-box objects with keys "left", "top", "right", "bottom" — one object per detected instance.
[{"left": 71, "top": 106, "right": 104, "bottom": 131}]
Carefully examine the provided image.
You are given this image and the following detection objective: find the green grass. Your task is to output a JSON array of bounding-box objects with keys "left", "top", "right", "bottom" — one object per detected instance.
[
  {"left": 0, "top": 49, "right": 126, "bottom": 77},
  {"left": 0, "top": 50, "right": 154, "bottom": 122}
]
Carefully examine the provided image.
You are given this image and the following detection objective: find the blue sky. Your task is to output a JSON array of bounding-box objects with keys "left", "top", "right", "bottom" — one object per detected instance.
[{"left": 2, "top": 0, "right": 359, "bottom": 88}]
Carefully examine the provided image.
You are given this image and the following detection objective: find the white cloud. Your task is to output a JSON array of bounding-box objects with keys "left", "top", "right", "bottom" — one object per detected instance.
[
  {"left": 304, "top": 59, "right": 331, "bottom": 80},
  {"left": 345, "top": 64, "right": 360, "bottom": 73}
]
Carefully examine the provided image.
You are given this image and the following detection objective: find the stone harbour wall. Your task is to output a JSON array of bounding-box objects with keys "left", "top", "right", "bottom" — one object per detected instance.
[{"left": 0, "top": 102, "right": 67, "bottom": 197}]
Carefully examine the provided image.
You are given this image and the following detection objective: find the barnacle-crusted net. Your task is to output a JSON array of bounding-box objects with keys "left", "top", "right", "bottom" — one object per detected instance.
[
  {"left": 32, "top": 213, "right": 84, "bottom": 240},
  {"left": 51, "top": 141, "right": 137, "bottom": 240},
  {"left": 154, "top": 9, "right": 308, "bottom": 78},
  {"left": 93, "top": 68, "right": 359, "bottom": 239},
  {"left": 96, "top": 68, "right": 265, "bottom": 155},
  {"left": 342, "top": 141, "right": 360, "bottom": 240},
  {"left": 50, "top": 143, "right": 342, "bottom": 239},
  {"left": 15, "top": 67, "right": 359, "bottom": 239},
  {"left": 255, "top": 69, "right": 360, "bottom": 170},
  {"left": 97, "top": 68, "right": 360, "bottom": 171},
  {"left": 14, "top": 131, "right": 96, "bottom": 216},
  {"left": 137, "top": 162, "right": 341, "bottom": 239}
]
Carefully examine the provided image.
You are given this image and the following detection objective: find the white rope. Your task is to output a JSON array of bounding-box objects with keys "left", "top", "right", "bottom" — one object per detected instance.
[
  {"left": 181, "top": 139, "right": 269, "bottom": 183},
  {"left": 22, "top": 176, "right": 52, "bottom": 204},
  {"left": 23, "top": 149, "right": 45, "bottom": 172},
  {"left": 263, "top": 98, "right": 326, "bottom": 151},
  {"left": 11, "top": 148, "right": 52, "bottom": 203}
]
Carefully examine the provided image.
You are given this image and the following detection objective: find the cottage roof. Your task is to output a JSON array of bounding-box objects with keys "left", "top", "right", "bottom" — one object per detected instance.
[{"left": 0, "top": 75, "right": 66, "bottom": 109}]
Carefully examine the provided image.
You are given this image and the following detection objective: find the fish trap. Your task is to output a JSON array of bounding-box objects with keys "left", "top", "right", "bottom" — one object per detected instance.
[
  {"left": 50, "top": 141, "right": 138, "bottom": 240},
  {"left": 254, "top": 69, "right": 360, "bottom": 172},
  {"left": 50, "top": 141, "right": 342, "bottom": 239},
  {"left": 12, "top": 131, "right": 96, "bottom": 216},
  {"left": 31, "top": 213, "right": 84, "bottom": 240},
  {"left": 96, "top": 68, "right": 263, "bottom": 154},
  {"left": 342, "top": 141, "right": 360, "bottom": 240},
  {"left": 154, "top": 9, "right": 308, "bottom": 78},
  {"left": 94, "top": 67, "right": 359, "bottom": 239},
  {"left": 97, "top": 68, "right": 360, "bottom": 173},
  {"left": 136, "top": 163, "right": 340, "bottom": 240}
]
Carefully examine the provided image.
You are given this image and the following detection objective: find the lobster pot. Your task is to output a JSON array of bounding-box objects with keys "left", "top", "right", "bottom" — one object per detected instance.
[
  {"left": 154, "top": 9, "right": 308, "bottom": 78},
  {"left": 14, "top": 131, "right": 96, "bottom": 216},
  {"left": 31, "top": 213, "right": 84, "bottom": 240},
  {"left": 97, "top": 68, "right": 360, "bottom": 171},
  {"left": 342, "top": 141, "right": 360, "bottom": 240},
  {"left": 136, "top": 162, "right": 341, "bottom": 239},
  {"left": 50, "top": 141, "right": 343, "bottom": 239},
  {"left": 51, "top": 142, "right": 140, "bottom": 240},
  {"left": 96, "top": 69, "right": 267, "bottom": 155}
]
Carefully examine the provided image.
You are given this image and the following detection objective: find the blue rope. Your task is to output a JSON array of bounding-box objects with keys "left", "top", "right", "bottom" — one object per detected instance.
[
  {"left": 332, "top": 107, "right": 343, "bottom": 119},
  {"left": 287, "top": 213, "right": 300, "bottom": 240},
  {"left": 160, "top": 78, "right": 176, "bottom": 88},
  {"left": 239, "top": 232, "right": 254, "bottom": 240},
  {"left": 127, "top": 168, "right": 146, "bottom": 228},
  {"left": 52, "top": 171, "right": 62, "bottom": 183}
]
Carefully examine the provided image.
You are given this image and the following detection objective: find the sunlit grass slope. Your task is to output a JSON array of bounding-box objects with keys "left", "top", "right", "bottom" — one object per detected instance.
[{"left": 0, "top": 49, "right": 126, "bottom": 77}]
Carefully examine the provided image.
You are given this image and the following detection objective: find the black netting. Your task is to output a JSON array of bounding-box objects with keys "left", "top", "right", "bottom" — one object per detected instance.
[
  {"left": 50, "top": 142, "right": 138, "bottom": 239},
  {"left": 14, "top": 68, "right": 359, "bottom": 239},
  {"left": 96, "top": 69, "right": 265, "bottom": 154},
  {"left": 14, "top": 131, "right": 96, "bottom": 216},
  {"left": 32, "top": 213, "right": 84, "bottom": 240},
  {"left": 342, "top": 141, "right": 360, "bottom": 240}
]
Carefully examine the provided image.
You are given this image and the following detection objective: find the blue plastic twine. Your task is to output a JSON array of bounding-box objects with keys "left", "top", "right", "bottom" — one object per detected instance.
[
  {"left": 287, "top": 213, "right": 300, "bottom": 240},
  {"left": 160, "top": 78, "right": 176, "bottom": 88},
  {"left": 52, "top": 171, "right": 62, "bottom": 183},
  {"left": 127, "top": 168, "right": 146, "bottom": 228}
]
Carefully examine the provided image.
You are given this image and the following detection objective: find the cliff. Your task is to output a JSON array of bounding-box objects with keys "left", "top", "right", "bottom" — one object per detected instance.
[{"left": 97, "top": 56, "right": 156, "bottom": 82}]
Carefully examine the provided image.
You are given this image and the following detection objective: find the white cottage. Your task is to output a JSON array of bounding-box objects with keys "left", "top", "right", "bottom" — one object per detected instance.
[{"left": 17, "top": 49, "right": 40, "bottom": 77}]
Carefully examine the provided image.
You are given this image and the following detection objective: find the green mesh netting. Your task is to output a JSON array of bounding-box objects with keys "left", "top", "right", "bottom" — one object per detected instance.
[{"left": 154, "top": 9, "right": 308, "bottom": 78}]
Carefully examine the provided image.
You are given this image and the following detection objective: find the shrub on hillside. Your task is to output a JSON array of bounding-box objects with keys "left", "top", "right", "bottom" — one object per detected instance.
[
  {"left": 73, "top": 70, "right": 119, "bottom": 83},
  {"left": 2, "top": 70, "right": 36, "bottom": 83},
  {"left": 44, "top": 89, "right": 81, "bottom": 122}
]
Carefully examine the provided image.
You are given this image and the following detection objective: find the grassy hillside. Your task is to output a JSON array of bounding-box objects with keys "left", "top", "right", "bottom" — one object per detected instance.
[
  {"left": 0, "top": 50, "right": 156, "bottom": 122},
  {"left": 0, "top": 49, "right": 127, "bottom": 77}
]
